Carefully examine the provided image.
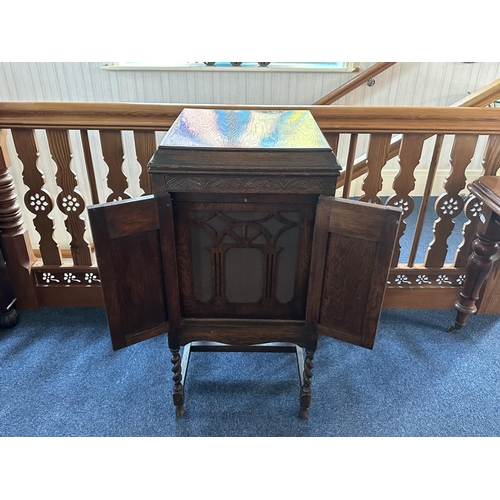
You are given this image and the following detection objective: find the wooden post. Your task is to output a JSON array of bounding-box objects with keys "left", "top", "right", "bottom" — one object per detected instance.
[{"left": 0, "top": 130, "right": 38, "bottom": 309}]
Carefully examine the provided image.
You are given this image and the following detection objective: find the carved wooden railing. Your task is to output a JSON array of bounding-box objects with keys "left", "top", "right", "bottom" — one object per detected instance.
[{"left": 1, "top": 102, "right": 500, "bottom": 312}]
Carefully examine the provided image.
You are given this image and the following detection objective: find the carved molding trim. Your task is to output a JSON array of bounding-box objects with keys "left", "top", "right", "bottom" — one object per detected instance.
[{"left": 162, "top": 175, "right": 334, "bottom": 194}]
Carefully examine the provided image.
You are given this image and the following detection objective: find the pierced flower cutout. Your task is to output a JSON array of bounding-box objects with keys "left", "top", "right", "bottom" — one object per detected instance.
[
  {"left": 61, "top": 195, "right": 81, "bottom": 212},
  {"left": 30, "top": 193, "right": 49, "bottom": 212},
  {"left": 393, "top": 198, "right": 410, "bottom": 213},
  {"left": 436, "top": 274, "right": 452, "bottom": 284},
  {"left": 415, "top": 274, "right": 431, "bottom": 285},
  {"left": 42, "top": 272, "right": 59, "bottom": 283},
  {"left": 456, "top": 274, "right": 466, "bottom": 285},
  {"left": 470, "top": 201, "right": 483, "bottom": 218},
  {"left": 394, "top": 274, "right": 411, "bottom": 285},
  {"left": 440, "top": 197, "right": 460, "bottom": 215},
  {"left": 63, "top": 272, "right": 81, "bottom": 283},
  {"left": 84, "top": 272, "right": 100, "bottom": 284}
]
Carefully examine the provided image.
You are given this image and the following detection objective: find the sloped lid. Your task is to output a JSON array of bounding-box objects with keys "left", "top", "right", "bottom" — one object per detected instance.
[{"left": 159, "top": 108, "right": 332, "bottom": 150}]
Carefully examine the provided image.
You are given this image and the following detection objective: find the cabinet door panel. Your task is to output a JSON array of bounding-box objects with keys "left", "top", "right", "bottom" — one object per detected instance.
[
  {"left": 88, "top": 194, "right": 179, "bottom": 350},
  {"left": 307, "top": 196, "right": 401, "bottom": 349}
]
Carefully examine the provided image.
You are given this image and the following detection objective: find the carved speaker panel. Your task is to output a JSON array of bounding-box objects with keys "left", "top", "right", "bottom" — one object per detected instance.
[{"left": 175, "top": 201, "right": 314, "bottom": 320}]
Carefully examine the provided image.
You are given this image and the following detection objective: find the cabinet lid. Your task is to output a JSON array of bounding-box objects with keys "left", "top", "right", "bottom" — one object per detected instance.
[{"left": 159, "top": 109, "right": 331, "bottom": 150}]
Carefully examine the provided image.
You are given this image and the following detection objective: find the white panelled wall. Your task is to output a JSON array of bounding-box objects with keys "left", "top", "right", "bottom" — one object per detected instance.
[{"left": 1, "top": 62, "right": 500, "bottom": 251}]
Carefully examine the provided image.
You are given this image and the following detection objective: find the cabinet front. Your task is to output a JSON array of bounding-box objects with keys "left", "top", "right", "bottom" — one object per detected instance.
[{"left": 172, "top": 194, "right": 316, "bottom": 320}]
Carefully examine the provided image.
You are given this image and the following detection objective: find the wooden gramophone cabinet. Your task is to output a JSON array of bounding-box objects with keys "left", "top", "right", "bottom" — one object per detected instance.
[{"left": 88, "top": 109, "right": 401, "bottom": 418}]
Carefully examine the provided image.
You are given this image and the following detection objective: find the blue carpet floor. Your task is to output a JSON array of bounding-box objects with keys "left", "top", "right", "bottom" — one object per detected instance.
[{"left": 1, "top": 306, "right": 499, "bottom": 437}]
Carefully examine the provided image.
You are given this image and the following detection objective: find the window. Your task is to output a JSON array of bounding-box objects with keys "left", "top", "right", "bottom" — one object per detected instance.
[{"left": 101, "top": 62, "right": 359, "bottom": 72}]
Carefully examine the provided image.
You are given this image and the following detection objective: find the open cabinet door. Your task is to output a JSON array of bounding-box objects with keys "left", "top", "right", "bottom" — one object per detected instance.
[
  {"left": 307, "top": 196, "right": 401, "bottom": 349},
  {"left": 88, "top": 194, "right": 180, "bottom": 351}
]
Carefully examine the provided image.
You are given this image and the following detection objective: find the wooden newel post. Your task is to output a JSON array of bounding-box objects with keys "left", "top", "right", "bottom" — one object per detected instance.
[{"left": 0, "top": 130, "right": 38, "bottom": 309}]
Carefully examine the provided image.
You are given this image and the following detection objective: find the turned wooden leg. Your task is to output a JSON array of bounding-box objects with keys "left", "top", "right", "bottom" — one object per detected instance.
[
  {"left": 448, "top": 234, "right": 499, "bottom": 331},
  {"left": 299, "top": 349, "right": 315, "bottom": 419},
  {"left": 170, "top": 348, "right": 185, "bottom": 418}
]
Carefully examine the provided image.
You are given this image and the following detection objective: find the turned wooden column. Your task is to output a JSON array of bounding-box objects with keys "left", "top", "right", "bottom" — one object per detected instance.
[
  {"left": 449, "top": 176, "right": 500, "bottom": 331},
  {"left": 0, "top": 130, "right": 38, "bottom": 309}
]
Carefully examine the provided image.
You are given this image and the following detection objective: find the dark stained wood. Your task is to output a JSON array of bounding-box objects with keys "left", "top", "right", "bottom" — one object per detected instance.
[
  {"left": 87, "top": 193, "right": 179, "bottom": 350},
  {"left": 0, "top": 129, "right": 38, "bottom": 309},
  {"left": 450, "top": 176, "right": 500, "bottom": 329},
  {"left": 173, "top": 199, "right": 315, "bottom": 320},
  {"left": 307, "top": 197, "right": 401, "bottom": 349},
  {"left": 0, "top": 240, "right": 18, "bottom": 327}
]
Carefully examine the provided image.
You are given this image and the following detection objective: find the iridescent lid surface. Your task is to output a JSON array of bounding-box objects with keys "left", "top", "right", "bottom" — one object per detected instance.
[{"left": 160, "top": 109, "right": 331, "bottom": 150}]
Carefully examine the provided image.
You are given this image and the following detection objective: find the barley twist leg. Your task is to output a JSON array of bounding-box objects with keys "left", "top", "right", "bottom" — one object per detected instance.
[
  {"left": 299, "top": 349, "right": 315, "bottom": 419},
  {"left": 170, "top": 348, "right": 185, "bottom": 417}
]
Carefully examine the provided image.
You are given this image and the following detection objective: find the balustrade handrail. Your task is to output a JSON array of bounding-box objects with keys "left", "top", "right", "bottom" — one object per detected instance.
[
  {"left": 2, "top": 102, "right": 500, "bottom": 134},
  {"left": 313, "top": 62, "right": 397, "bottom": 105}
]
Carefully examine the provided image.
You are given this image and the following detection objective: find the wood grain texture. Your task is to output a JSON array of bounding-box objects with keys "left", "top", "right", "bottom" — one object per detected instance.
[
  {"left": 11, "top": 128, "right": 61, "bottom": 265},
  {"left": 46, "top": 129, "right": 92, "bottom": 265},
  {"left": 309, "top": 197, "right": 401, "bottom": 349},
  {"left": 386, "top": 134, "right": 426, "bottom": 266},
  {"left": 0, "top": 129, "right": 38, "bottom": 309},
  {"left": 88, "top": 194, "right": 177, "bottom": 350},
  {"left": 407, "top": 135, "right": 444, "bottom": 267},
  {"left": 133, "top": 130, "right": 155, "bottom": 195},
  {"left": 80, "top": 130, "right": 99, "bottom": 205},
  {"left": 3, "top": 102, "right": 500, "bottom": 134},
  {"left": 358, "top": 133, "right": 392, "bottom": 204},
  {"left": 425, "top": 135, "right": 478, "bottom": 267},
  {"left": 99, "top": 130, "right": 131, "bottom": 202}
]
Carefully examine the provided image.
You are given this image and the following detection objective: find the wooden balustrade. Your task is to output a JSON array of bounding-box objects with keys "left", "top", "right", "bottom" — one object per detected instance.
[{"left": 2, "top": 102, "right": 500, "bottom": 312}]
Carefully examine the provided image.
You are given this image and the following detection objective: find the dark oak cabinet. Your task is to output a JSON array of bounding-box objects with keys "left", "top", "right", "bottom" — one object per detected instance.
[{"left": 88, "top": 109, "right": 401, "bottom": 418}]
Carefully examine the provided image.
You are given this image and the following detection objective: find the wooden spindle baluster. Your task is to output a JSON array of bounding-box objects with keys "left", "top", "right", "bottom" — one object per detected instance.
[
  {"left": 46, "top": 129, "right": 92, "bottom": 266},
  {"left": 358, "top": 133, "right": 392, "bottom": 204},
  {"left": 454, "top": 135, "right": 500, "bottom": 267},
  {"left": 342, "top": 134, "right": 358, "bottom": 199},
  {"left": 0, "top": 129, "right": 38, "bottom": 309},
  {"left": 133, "top": 130, "right": 156, "bottom": 195},
  {"left": 425, "top": 134, "right": 478, "bottom": 268},
  {"left": 481, "top": 135, "right": 500, "bottom": 177},
  {"left": 323, "top": 132, "right": 339, "bottom": 155},
  {"left": 99, "top": 130, "right": 131, "bottom": 202},
  {"left": 11, "top": 129, "right": 61, "bottom": 266},
  {"left": 386, "top": 134, "right": 426, "bottom": 266},
  {"left": 80, "top": 130, "right": 99, "bottom": 205},
  {"left": 407, "top": 135, "right": 444, "bottom": 268}
]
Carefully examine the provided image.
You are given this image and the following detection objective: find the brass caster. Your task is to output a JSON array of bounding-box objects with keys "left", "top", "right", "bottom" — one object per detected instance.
[
  {"left": 176, "top": 406, "right": 185, "bottom": 418},
  {"left": 446, "top": 323, "right": 463, "bottom": 333}
]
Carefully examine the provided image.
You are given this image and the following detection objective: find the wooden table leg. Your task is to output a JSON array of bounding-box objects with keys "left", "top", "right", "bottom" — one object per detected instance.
[
  {"left": 170, "top": 347, "right": 186, "bottom": 417},
  {"left": 448, "top": 205, "right": 500, "bottom": 331},
  {"left": 298, "top": 348, "right": 315, "bottom": 419}
]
